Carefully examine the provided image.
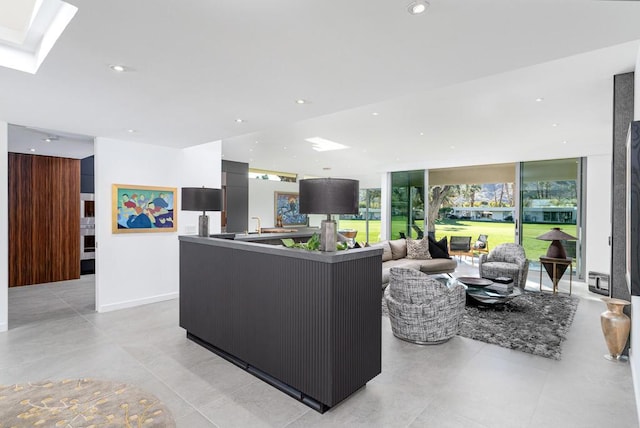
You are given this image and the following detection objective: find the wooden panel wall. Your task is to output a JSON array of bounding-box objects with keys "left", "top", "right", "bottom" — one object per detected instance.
[{"left": 9, "top": 153, "right": 81, "bottom": 286}]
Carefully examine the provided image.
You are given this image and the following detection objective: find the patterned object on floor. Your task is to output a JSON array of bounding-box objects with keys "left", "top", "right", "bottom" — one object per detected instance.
[
  {"left": 383, "top": 291, "right": 579, "bottom": 360},
  {"left": 0, "top": 378, "right": 175, "bottom": 427}
]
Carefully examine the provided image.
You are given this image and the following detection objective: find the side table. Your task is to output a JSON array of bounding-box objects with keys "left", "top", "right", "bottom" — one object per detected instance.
[{"left": 539, "top": 256, "right": 572, "bottom": 295}]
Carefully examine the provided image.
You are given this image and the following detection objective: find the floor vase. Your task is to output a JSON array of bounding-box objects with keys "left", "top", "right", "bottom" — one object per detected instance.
[{"left": 600, "top": 297, "right": 631, "bottom": 361}]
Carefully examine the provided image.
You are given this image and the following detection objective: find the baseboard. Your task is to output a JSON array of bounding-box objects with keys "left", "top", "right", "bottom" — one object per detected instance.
[
  {"left": 97, "top": 292, "right": 178, "bottom": 313},
  {"left": 631, "top": 344, "right": 640, "bottom": 426}
]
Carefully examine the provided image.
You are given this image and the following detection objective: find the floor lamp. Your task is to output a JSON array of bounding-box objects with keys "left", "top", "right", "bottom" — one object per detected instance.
[
  {"left": 181, "top": 187, "right": 222, "bottom": 237},
  {"left": 299, "top": 178, "right": 359, "bottom": 252}
]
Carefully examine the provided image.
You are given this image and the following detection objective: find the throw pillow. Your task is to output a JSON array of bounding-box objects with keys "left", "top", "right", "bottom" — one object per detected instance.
[
  {"left": 372, "top": 241, "right": 393, "bottom": 262},
  {"left": 406, "top": 238, "right": 432, "bottom": 260},
  {"left": 388, "top": 239, "right": 407, "bottom": 260},
  {"left": 428, "top": 236, "right": 450, "bottom": 259},
  {"left": 474, "top": 240, "right": 486, "bottom": 249}
]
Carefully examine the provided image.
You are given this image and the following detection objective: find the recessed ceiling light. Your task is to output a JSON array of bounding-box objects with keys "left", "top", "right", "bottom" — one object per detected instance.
[
  {"left": 249, "top": 148, "right": 253, "bottom": 152},
  {"left": 535, "top": 97, "right": 544, "bottom": 102},
  {"left": 283, "top": 146, "right": 287, "bottom": 150},
  {"left": 296, "top": 99, "right": 308, "bottom": 104},
  {"left": 235, "top": 118, "right": 244, "bottom": 123},
  {"left": 29, "top": 148, "right": 35, "bottom": 152},
  {"left": 408, "top": 0, "right": 429, "bottom": 15},
  {"left": 110, "top": 64, "right": 126, "bottom": 72},
  {"left": 450, "top": 145, "right": 456, "bottom": 149},
  {"left": 306, "top": 137, "right": 349, "bottom": 152},
  {"left": 419, "top": 132, "right": 424, "bottom": 136},
  {"left": 562, "top": 140, "right": 568, "bottom": 144},
  {"left": 372, "top": 112, "right": 379, "bottom": 116},
  {"left": 43, "top": 136, "right": 58, "bottom": 143},
  {"left": 551, "top": 123, "right": 558, "bottom": 127},
  {"left": 127, "top": 129, "right": 137, "bottom": 133}
]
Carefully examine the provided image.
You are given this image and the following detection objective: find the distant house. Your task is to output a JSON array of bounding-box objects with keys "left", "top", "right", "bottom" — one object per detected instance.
[
  {"left": 447, "top": 205, "right": 576, "bottom": 224},
  {"left": 448, "top": 207, "right": 514, "bottom": 221}
]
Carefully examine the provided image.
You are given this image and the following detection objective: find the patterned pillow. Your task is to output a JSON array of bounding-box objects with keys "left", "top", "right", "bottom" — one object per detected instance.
[{"left": 406, "top": 238, "right": 432, "bottom": 260}]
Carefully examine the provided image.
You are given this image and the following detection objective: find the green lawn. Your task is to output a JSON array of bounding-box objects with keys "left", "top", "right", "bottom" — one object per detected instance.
[
  {"left": 338, "top": 219, "right": 382, "bottom": 243},
  {"left": 338, "top": 218, "right": 577, "bottom": 261}
]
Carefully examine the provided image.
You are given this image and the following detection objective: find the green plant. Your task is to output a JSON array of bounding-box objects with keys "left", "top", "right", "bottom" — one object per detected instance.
[{"left": 281, "top": 233, "right": 347, "bottom": 251}]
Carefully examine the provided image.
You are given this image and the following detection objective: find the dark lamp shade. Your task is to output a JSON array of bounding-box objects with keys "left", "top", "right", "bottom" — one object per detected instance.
[
  {"left": 536, "top": 227, "right": 577, "bottom": 241},
  {"left": 299, "top": 178, "right": 359, "bottom": 215},
  {"left": 181, "top": 187, "right": 222, "bottom": 212}
]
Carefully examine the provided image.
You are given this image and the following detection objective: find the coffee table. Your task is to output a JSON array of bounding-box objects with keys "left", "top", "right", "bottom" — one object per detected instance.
[{"left": 456, "top": 276, "right": 522, "bottom": 306}]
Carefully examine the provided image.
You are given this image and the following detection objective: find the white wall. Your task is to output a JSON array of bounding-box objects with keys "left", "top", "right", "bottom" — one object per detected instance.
[
  {"left": 180, "top": 141, "right": 222, "bottom": 235},
  {"left": 248, "top": 179, "right": 299, "bottom": 229},
  {"left": 95, "top": 138, "right": 221, "bottom": 312},
  {"left": 0, "top": 121, "right": 7, "bottom": 332},
  {"left": 585, "top": 154, "right": 612, "bottom": 276}
]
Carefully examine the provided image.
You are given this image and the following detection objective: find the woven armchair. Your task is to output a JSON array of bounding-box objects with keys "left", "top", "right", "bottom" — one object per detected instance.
[
  {"left": 479, "top": 243, "right": 529, "bottom": 289},
  {"left": 384, "top": 267, "right": 465, "bottom": 344}
]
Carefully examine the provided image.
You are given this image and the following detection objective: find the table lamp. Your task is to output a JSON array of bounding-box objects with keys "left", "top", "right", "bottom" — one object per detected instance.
[
  {"left": 299, "top": 178, "right": 359, "bottom": 252},
  {"left": 181, "top": 187, "right": 222, "bottom": 237},
  {"left": 536, "top": 227, "right": 577, "bottom": 279}
]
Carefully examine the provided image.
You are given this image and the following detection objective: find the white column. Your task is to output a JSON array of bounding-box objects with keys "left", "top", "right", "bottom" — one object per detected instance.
[
  {"left": 380, "top": 172, "right": 391, "bottom": 241},
  {"left": 0, "top": 121, "right": 8, "bottom": 331}
]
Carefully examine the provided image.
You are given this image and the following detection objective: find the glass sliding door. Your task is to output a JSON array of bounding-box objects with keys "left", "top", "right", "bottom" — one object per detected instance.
[
  {"left": 519, "top": 158, "right": 583, "bottom": 276},
  {"left": 391, "top": 170, "right": 425, "bottom": 239},
  {"left": 338, "top": 188, "right": 381, "bottom": 243}
]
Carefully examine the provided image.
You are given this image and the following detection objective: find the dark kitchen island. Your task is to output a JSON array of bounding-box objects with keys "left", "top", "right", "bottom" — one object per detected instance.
[{"left": 178, "top": 235, "right": 382, "bottom": 412}]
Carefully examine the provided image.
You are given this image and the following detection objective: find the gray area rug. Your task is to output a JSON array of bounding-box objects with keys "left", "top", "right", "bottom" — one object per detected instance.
[{"left": 382, "top": 291, "right": 579, "bottom": 360}]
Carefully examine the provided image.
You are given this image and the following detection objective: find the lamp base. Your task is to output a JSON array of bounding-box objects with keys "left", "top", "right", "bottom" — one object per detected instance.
[
  {"left": 198, "top": 214, "right": 210, "bottom": 237},
  {"left": 320, "top": 219, "right": 337, "bottom": 252}
]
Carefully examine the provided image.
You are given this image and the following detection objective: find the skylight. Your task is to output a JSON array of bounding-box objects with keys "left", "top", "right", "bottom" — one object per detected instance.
[
  {"left": 306, "top": 137, "right": 349, "bottom": 152},
  {"left": 0, "top": 0, "right": 77, "bottom": 74}
]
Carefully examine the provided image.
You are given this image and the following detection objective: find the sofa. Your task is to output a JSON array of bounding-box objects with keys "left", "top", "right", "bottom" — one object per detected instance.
[{"left": 374, "top": 237, "right": 457, "bottom": 289}]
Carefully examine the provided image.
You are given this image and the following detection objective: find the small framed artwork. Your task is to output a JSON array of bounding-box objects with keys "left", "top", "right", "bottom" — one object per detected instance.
[
  {"left": 112, "top": 184, "right": 178, "bottom": 233},
  {"left": 274, "top": 192, "right": 308, "bottom": 226}
]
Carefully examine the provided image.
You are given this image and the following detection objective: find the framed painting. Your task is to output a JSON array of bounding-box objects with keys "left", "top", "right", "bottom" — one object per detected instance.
[
  {"left": 274, "top": 192, "right": 308, "bottom": 226},
  {"left": 112, "top": 184, "right": 178, "bottom": 233}
]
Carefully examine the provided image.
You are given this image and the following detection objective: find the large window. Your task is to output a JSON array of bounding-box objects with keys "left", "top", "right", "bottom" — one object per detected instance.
[
  {"left": 520, "top": 158, "right": 582, "bottom": 274},
  {"left": 339, "top": 188, "right": 381, "bottom": 243},
  {"left": 391, "top": 170, "right": 425, "bottom": 239},
  {"left": 248, "top": 168, "right": 297, "bottom": 182}
]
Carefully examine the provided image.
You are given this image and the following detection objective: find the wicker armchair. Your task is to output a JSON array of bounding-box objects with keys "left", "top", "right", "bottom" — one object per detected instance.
[
  {"left": 479, "top": 243, "right": 529, "bottom": 289},
  {"left": 384, "top": 267, "right": 465, "bottom": 344}
]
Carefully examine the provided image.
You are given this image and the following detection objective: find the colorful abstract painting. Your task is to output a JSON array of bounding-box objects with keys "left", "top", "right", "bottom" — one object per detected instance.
[
  {"left": 274, "top": 192, "right": 307, "bottom": 226},
  {"left": 112, "top": 184, "right": 177, "bottom": 233}
]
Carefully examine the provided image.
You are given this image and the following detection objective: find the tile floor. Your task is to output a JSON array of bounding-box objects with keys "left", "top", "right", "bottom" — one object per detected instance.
[{"left": 1, "top": 262, "right": 638, "bottom": 428}]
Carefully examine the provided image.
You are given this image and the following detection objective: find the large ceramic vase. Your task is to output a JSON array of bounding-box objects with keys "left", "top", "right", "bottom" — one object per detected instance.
[
  {"left": 543, "top": 238, "right": 567, "bottom": 279},
  {"left": 600, "top": 297, "right": 631, "bottom": 361}
]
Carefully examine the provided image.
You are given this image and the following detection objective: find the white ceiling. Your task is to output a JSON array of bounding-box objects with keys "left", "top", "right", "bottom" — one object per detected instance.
[{"left": 1, "top": 0, "right": 640, "bottom": 185}]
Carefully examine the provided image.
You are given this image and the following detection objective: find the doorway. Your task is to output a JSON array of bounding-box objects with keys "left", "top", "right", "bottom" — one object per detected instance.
[{"left": 6, "top": 124, "right": 96, "bottom": 328}]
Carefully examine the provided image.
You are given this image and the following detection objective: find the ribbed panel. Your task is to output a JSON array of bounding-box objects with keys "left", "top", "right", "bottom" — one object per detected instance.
[
  {"left": 179, "top": 240, "right": 382, "bottom": 408},
  {"left": 331, "top": 257, "right": 381, "bottom": 404}
]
